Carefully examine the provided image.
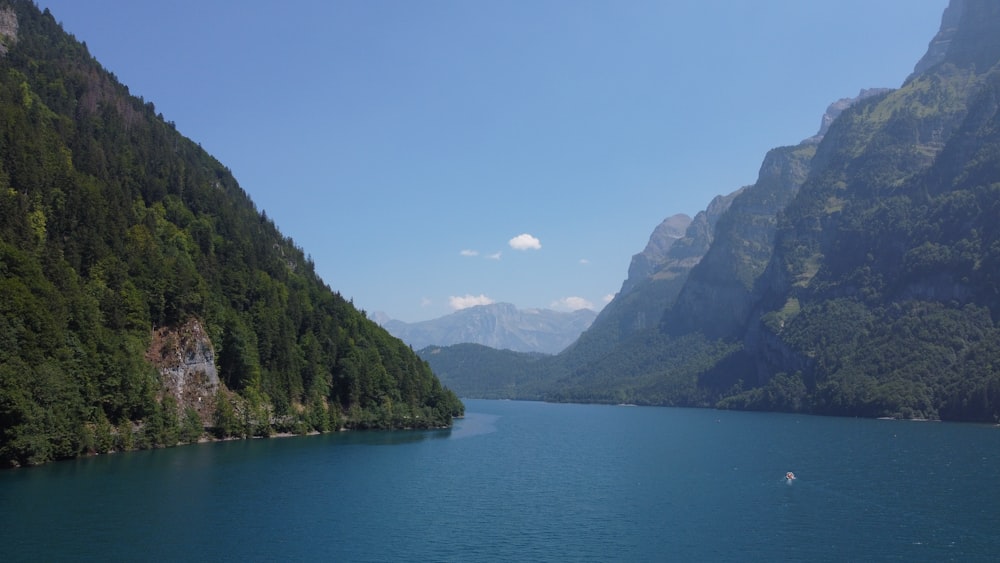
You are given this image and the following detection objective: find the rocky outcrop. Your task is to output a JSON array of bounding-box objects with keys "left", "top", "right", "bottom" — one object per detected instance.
[
  {"left": 618, "top": 195, "right": 745, "bottom": 300},
  {"left": 664, "top": 142, "right": 815, "bottom": 339},
  {"left": 620, "top": 213, "right": 691, "bottom": 295},
  {"left": 0, "top": 7, "right": 17, "bottom": 57},
  {"left": 910, "top": 0, "right": 1000, "bottom": 79},
  {"left": 665, "top": 191, "right": 741, "bottom": 264},
  {"left": 805, "top": 88, "right": 892, "bottom": 144},
  {"left": 558, "top": 191, "right": 741, "bottom": 370},
  {"left": 911, "top": 0, "right": 965, "bottom": 78},
  {"left": 146, "top": 319, "right": 219, "bottom": 424},
  {"left": 664, "top": 85, "right": 910, "bottom": 341},
  {"left": 741, "top": 0, "right": 1000, "bottom": 401}
]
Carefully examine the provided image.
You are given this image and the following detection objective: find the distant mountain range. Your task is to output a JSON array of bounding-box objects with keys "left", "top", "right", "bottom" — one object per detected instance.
[{"left": 374, "top": 303, "right": 596, "bottom": 354}]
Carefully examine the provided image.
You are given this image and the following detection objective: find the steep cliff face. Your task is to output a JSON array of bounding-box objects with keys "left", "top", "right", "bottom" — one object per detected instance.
[
  {"left": 560, "top": 190, "right": 738, "bottom": 371},
  {"left": 909, "top": 0, "right": 1000, "bottom": 79},
  {"left": 146, "top": 319, "right": 219, "bottom": 425},
  {"left": 620, "top": 213, "right": 691, "bottom": 295},
  {"left": 543, "top": 0, "right": 1000, "bottom": 420},
  {"left": 759, "top": 25, "right": 996, "bottom": 314},
  {"left": 557, "top": 91, "right": 885, "bottom": 382},
  {"left": 910, "top": 0, "right": 966, "bottom": 78},
  {"left": 739, "top": 0, "right": 1000, "bottom": 419},
  {"left": 805, "top": 89, "right": 893, "bottom": 144},
  {"left": 659, "top": 191, "right": 741, "bottom": 267},
  {"left": 0, "top": 7, "right": 15, "bottom": 57},
  {"left": 662, "top": 88, "right": 889, "bottom": 341},
  {"left": 664, "top": 143, "right": 815, "bottom": 339}
]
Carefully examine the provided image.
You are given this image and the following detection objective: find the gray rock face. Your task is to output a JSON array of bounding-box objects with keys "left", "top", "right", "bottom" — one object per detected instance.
[
  {"left": 911, "top": 0, "right": 965, "bottom": 78},
  {"left": 563, "top": 192, "right": 740, "bottom": 368},
  {"left": 147, "top": 319, "right": 219, "bottom": 423},
  {"left": 569, "top": 90, "right": 889, "bottom": 367},
  {"left": 806, "top": 88, "right": 892, "bottom": 144},
  {"left": 910, "top": 0, "right": 1000, "bottom": 79},
  {"left": 667, "top": 191, "right": 743, "bottom": 263},
  {"left": 665, "top": 140, "right": 816, "bottom": 339},
  {"left": 378, "top": 303, "right": 597, "bottom": 354},
  {"left": 0, "top": 8, "right": 17, "bottom": 57},
  {"left": 743, "top": 0, "right": 1000, "bottom": 391},
  {"left": 620, "top": 213, "right": 692, "bottom": 295},
  {"left": 620, "top": 194, "right": 739, "bottom": 299}
]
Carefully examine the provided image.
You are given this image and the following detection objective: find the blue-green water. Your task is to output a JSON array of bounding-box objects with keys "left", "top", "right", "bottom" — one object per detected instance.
[{"left": 2, "top": 399, "right": 999, "bottom": 561}]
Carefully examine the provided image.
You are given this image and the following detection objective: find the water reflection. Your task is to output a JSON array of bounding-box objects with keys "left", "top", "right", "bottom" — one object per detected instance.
[
  {"left": 448, "top": 411, "right": 499, "bottom": 439},
  {"left": 335, "top": 426, "right": 452, "bottom": 446}
]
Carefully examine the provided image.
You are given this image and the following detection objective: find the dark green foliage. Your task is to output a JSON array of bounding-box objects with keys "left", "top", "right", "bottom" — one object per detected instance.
[
  {"left": 562, "top": 276, "right": 689, "bottom": 372},
  {"left": 420, "top": 344, "right": 558, "bottom": 400},
  {"left": 716, "top": 372, "right": 808, "bottom": 412},
  {"left": 211, "top": 392, "right": 239, "bottom": 439},
  {"left": 740, "top": 57, "right": 1000, "bottom": 421},
  {"left": 0, "top": 0, "right": 460, "bottom": 466},
  {"left": 773, "top": 301, "right": 1000, "bottom": 421},
  {"left": 180, "top": 406, "right": 203, "bottom": 444},
  {"left": 423, "top": 330, "right": 738, "bottom": 408},
  {"left": 544, "top": 331, "right": 738, "bottom": 407}
]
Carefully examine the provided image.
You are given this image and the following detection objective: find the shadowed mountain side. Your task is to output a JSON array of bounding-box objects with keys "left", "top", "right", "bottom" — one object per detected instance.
[{"left": 428, "top": 0, "right": 1000, "bottom": 422}]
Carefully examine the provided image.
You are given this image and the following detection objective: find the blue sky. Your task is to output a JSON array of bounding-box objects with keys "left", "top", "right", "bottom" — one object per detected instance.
[{"left": 39, "top": 0, "right": 946, "bottom": 322}]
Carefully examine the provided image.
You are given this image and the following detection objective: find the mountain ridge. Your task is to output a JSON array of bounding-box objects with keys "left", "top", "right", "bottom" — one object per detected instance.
[
  {"left": 427, "top": 0, "right": 1000, "bottom": 422},
  {"left": 376, "top": 303, "right": 596, "bottom": 354}
]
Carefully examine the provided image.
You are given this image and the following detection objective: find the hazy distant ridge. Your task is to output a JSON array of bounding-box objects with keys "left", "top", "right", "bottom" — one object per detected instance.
[{"left": 376, "top": 303, "right": 596, "bottom": 354}]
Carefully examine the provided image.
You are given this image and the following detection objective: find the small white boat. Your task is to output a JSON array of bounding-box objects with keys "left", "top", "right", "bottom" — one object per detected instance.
[{"left": 785, "top": 471, "right": 796, "bottom": 481}]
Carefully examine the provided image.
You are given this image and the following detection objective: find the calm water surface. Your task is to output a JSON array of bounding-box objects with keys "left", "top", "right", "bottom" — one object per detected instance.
[{"left": 2, "top": 399, "right": 998, "bottom": 561}]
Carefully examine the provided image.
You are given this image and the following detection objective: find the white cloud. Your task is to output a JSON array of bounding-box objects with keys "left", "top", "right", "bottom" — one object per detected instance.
[
  {"left": 579, "top": 258, "right": 590, "bottom": 265},
  {"left": 603, "top": 293, "right": 615, "bottom": 303},
  {"left": 420, "top": 297, "right": 432, "bottom": 307},
  {"left": 551, "top": 296, "right": 594, "bottom": 311},
  {"left": 460, "top": 249, "right": 479, "bottom": 257},
  {"left": 509, "top": 233, "right": 541, "bottom": 251},
  {"left": 487, "top": 251, "right": 502, "bottom": 260},
  {"left": 449, "top": 294, "right": 495, "bottom": 310}
]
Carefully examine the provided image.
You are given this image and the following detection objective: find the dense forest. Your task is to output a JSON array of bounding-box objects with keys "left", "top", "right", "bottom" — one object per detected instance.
[
  {"left": 0, "top": 1, "right": 462, "bottom": 467},
  {"left": 427, "top": 0, "right": 1000, "bottom": 423}
]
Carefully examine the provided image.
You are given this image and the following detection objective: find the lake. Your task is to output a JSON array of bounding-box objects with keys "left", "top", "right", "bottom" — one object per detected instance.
[{"left": 2, "top": 399, "right": 998, "bottom": 561}]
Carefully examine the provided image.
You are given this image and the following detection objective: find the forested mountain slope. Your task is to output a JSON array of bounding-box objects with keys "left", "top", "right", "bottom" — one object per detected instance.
[
  {"left": 570, "top": 0, "right": 1000, "bottom": 419},
  {"left": 733, "top": 0, "right": 1000, "bottom": 420},
  {"left": 0, "top": 1, "right": 461, "bottom": 467}
]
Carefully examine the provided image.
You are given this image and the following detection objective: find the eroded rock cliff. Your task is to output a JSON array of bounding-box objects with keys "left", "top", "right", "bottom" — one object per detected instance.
[{"left": 146, "top": 319, "right": 219, "bottom": 424}]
